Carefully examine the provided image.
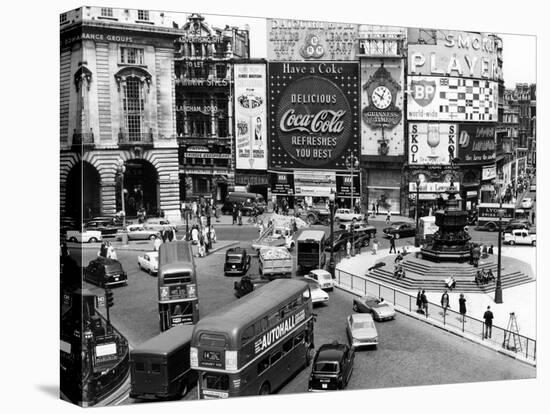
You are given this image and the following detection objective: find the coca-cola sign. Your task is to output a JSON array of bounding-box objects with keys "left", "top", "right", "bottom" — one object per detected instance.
[{"left": 269, "top": 62, "right": 359, "bottom": 169}]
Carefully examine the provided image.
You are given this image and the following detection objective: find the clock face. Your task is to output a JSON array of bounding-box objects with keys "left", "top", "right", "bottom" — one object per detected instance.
[{"left": 371, "top": 85, "right": 392, "bottom": 110}]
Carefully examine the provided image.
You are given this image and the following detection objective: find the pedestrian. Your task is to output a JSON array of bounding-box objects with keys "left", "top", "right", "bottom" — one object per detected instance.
[
  {"left": 421, "top": 290, "right": 428, "bottom": 317},
  {"left": 153, "top": 236, "right": 162, "bottom": 252},
  {"left": 371, "top": 203, "right": 376, "bottom": 216},
  {"left": 210, "top": 225, "right": 217, "bottom": 243},
  {"left": 191, "top": 225, "right": 199, "bottom": 245},
  {"left": 483, "top": 306, "right": 494, "bottom": 339},
  {"left": 232, "top": 203, "right": 238, "bottom": 225},
  {"left": 481, "top": 244, "right": 488, "bottom": 259},
  {"left": 238, "top": 206, "right": 243, "bottom": 225},
  {"left": 198, "top": 239, "right": 205, "bottom": 258},
  {"left": 161, "top": 228, "right": 167, "bottom": 243},
  {"left": 346, "top": 240, "right": 352, "bottom": 258},
  {"left": 372, "top": 238, "right": 379, "bottom": 255},
  {"left": 416, "top": 289, "right": 423, "bottom": 313},
  {"left": 389, "top": 234, "right": 397, "bottom": 254},
  {"left": 106, "top": 242, "right": 117, "bottom": 260},
  {"left": 376, "top": 201, "right": 380, "bottom": 215},
  {"left": 99, "top": 241, "right": 108, "bottom": 258},
  {"left": 532, "top": 210, "right": 535, "bottom": 225},
  {"left": 488, "top": 245, "right": 494, "bottom": 255},
  {"left": 385, "top": 210, "right": 391, "bottom": 224},
  {"left": 459, "top": 293, "right": 467, "bottom": 322},
  {"left": 440, "top": 290, "right": 450, "bottom": 316}
]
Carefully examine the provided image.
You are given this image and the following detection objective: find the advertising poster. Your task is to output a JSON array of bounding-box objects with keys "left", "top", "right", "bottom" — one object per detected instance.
[
  {"left": 267, "top": 19, "right": 358, "bottom": 61},
  {"left": 270, "top": 173, "right": 294, "bottom": 195},
  {"left": 407, "top": 76, "right": 498, "bottom": 122},
  {"left": 408, "top": 123, "right": 457, "bottom": 165},
  {"left": 458, "top": 124, "right": 496, "bottom": 164},
  {"left": 336, "top": 174, "right": 360, "bottom": 197},
  {"left": 360, "top": 59, "right": 404, "bottom": 156},
  {"left": 268, "top": 61, "right": 360, "bottom": 170},
  {"left": 407, "top": 30, "right": 502, "bottom": 81},
  {"left": 482, "top": 165, "right": 497, "bottom": 181},
  {"left": 294, "top": 171, "right": 336, "bottom": 197},
  {"left": 234, "top": 63, "right": 267, "bottom": 170}
]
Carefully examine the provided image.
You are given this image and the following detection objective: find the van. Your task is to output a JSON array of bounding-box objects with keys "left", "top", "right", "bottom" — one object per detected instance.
[
  {"left": 130, "top": 324, "right": 196, "bottom": 400},
  {"left": 221, "top": 192, "right": 266, "bottom": 215}
]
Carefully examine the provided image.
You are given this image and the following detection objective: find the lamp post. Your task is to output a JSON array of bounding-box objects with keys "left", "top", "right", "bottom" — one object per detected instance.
[
  {"left": 116, "top": 162, "right": 128, "bottom": 245},
  {"left": 415, "top": 177, "right": 421, "bottom": 229},
  {"left": 329, "top": 191, "right": 336, "bottom": 278},
  {"left": 495, "top": 198, "right": 504, "bottom": 304},
  {"left": 345, "top": 151, "right": 360, "bottom": 256}
]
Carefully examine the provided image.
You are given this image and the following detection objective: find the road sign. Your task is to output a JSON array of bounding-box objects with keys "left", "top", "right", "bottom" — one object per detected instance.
[{"left": 96, "top": 295, "right": 106, "bottom": 307}]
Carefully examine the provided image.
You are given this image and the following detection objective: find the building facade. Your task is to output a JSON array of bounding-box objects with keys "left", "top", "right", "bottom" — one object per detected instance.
[
  {"left": 174, "top": 14, "right": 250, "bottom": 202},
  {"left": 60, "top": 6, "right": 181, "bottom": 220}
]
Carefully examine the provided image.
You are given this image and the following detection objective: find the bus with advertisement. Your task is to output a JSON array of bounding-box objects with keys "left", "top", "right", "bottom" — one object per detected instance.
[
  {"left": 158, "top": 241, "right": 199, "bottom": 331},
  {"left": 476, "top": 203, "right": 516, "bottom": 231},
  {"left": 190, "top": 279, "right": 315, "bottom": 398}
]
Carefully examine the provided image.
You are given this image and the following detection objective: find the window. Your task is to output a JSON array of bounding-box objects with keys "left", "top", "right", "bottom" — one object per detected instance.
[
  {"left": 268, "top": 311, "right": 280, "bottom": 327},
  {"left": 257, "top": 356, "right": 270, "bottom": 375},
  {"left": 270, "top": 351, "right": 283, "bottom": 365},
  {"left": 282, "top": 338, "right": 294, "bottom": 353},
  {"left": 293, "top": 332, "right": 305, "bottom": 347},
  {"left": 254, "top": 317, "right": 268, "bottom": 336},
  {"left": 120, "top": 47, "right": 144, "bottom": 65},
  {"left": 137, "top": 9, "right": 149, "bottom": 20},
  {"left": 216, "top": 64, "right": 226, "bottom": 79},
  {"left": 151, "top": 363, "right": 161, "bottom": 373},
  {"left": 135, "top": 362, "right": 144, "bottom": 371},
  {"left": 123, "top": 77, "right": 144, "bottom": 141},
  {"left": 241, "top": 325, "right": 255, "bottom": 344},
  {"left": 100, "top": 8, "right": 113, "bottom": 17},
  {"left": 60, "top": 13, "right": 67, "bottom": 24}
]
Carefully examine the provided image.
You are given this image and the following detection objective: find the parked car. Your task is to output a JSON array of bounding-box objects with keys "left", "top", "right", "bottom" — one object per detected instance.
[
  {"left": 301, "top": 278, "right": 329, "bottom": 305},
  {"left": 60, "top": 217, "right": 78, "bottom": 235},
  {"left": 520, "top": 197, "right": 533, "bottom": 209},
  {"left": 85, "top": 215, "right": 124, "bottom": 227},
  {"left": 504, "top": 229, "right": 536, "bottom": 246},
  {"left": 339, "top": 222, "right": 377, "bottom": 237},
  {"left": 120, "top": 224, "right": 161, "bottom": 241},
  {"left": 504, "top": 219, "right": 531, "bottom": 233},
  {"left": 233, "top": 275, "right": 270, "bottom": 298},
  {"left": 308, "top": 341, "right": 355, "bottom": 391},
  {"left": 66, "top": 229, "right": 102, "bottom": 243},
  {"left": 221, "top": 192, "right": 266, "bottom": 216},
  {"left": 145, "top": 218, "right": 174, "bottom": 232},
  {"left": 383, "top": 222, "right": 416, "bottom": 239},
  {"left": 352, "top": 294, "right": 395, "bottom": 321},
  {"left": 305, "top": 269, "right": 334, "bottom": 291},
  {"left": 296, "top": 206, "right": 330, "bottom": 225},
  {"left": 137, "top": 251, "right": 159, "bottom": 275},
  {"left": 334, "top": 208, "right": 363, "bottom": 222},
  {"left": 84, "top": 256, "right": 127, "bottom": 287},
  {"left": 346, "top": 313, "right": 378, "bottom": 349},
  {"left": 85, "top": 219, "right": 119, "bottom": 237},
  {"left": 224, "top": 247, "right": 251, "bottom": 276}
]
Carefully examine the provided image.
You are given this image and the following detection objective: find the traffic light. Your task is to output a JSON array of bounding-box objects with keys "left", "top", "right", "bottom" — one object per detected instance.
[{"left": 106, "top": 289, "right": 114, "bottom": 308}]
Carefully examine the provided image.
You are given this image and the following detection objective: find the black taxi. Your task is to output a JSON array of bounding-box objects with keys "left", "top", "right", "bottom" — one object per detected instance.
[
  {"left": 84, "top": 256, "right": 128, "bottom": 287},
  {"left": 308, "top": 341, "right": 355, "bottom": 391},
  {"left": 223, "top": 247, "right": 251, "bottom": 276}
]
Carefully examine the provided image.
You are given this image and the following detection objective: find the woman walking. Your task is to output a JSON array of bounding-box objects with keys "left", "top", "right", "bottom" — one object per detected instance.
[{"left": 459, "top": 293, "right": 467, "bottom": 323}]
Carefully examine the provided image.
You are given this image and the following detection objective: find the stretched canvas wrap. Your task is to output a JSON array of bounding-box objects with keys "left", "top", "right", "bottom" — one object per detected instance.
[{"left": 60, "top": 5, "right": 536, "bottom": 407}]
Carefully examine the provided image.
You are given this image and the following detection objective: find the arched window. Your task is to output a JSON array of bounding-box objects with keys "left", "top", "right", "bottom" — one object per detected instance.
[{"left": 115, "top": 67, "right": 152, "bottom": 142}]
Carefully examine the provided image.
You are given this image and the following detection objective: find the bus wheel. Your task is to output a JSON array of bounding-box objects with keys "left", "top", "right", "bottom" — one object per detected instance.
[{"left": 259, "top": 382, "right": 271, "bottom": 395}]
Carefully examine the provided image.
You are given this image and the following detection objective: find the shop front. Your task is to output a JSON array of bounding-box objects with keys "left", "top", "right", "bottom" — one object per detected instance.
[
  {"left": 407, "top": 168, "right": 463, "bottom": 217},
  {"left": 365, "top": 169, "right": 402, "bottom": 215}
]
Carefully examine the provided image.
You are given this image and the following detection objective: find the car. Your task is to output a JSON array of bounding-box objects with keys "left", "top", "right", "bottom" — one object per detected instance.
[
  {"left": 137, "top": 251, "right": 159, "bottom": 275},
  {"left": 338, "top": 222, "right": 377, "bottom": 237},
  {"left": 346, "top": 313, "right": 378, "bottom": 349},
  {"left": 504, "top": 229, "right": 536, "bottom": 246},
  {"left": 145, "top": 218, "right": 174, "bottom": 232},
  {"left": 301, "top": 278, "right": 329, "bottom": 305},
  {"left": 119, "top": 224, "right": 161, "bottom": 241},
  {"left": 504, "top": 219, "right": 531, "bottom": 233},
  {"left": 352, "top": 294, "right": 396, "bottom": 321},
  {"left": 224, "top": 247, "right": 251, "bottom": 276},
  {"left": 85, "top": 219, "right": 119, "bottom": 236},
  {"left": 383, "top": 222, "right": 416, "bottom": 239},
  {"left": 60, "top": 217, "right": 78, "bottom": 235},
  {"left": 85, "top": 215, "right": 124, "bottom": 227},
  {"left": 308, "top": 341, "right": 355, "bottom": 391},
  {"left": 305, "top": 269, "right": 334, "bottom": 291},
  {"left": 334, "top": 208, "right": 364, "bottom": 222},
  {"left": 520, "top": 197, "right": 533, "bottom": 209},
  {"left": 66, "top": 229, "right": 103, "bottom": 243},
  {"left": 84, "top": 256, "right": 127, "bottom": 287},
  {"left": 297, "top": 206, "right": 330, "bottom": 225},
  {"left": 233, "top": 275, "right": 270, "bottom": 298}
]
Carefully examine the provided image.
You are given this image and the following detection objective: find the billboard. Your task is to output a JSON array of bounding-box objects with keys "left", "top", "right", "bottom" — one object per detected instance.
[
  {"left": 407, "top": 30, "right": 502, "bottom": 81},
  {"left": 407, "top": 76, "right": 498, "bottom": 122},
  {"left": 360, "top": 59, "right": 404, "bottom": 156},
  {"left": 268, "top": 62, "right": 360, "bottom": 170},
  {"left": 267, "top": 19, "right": 358, "bottom": 61},
  {"left": 408, "top": 123, "right": 457, "bottom": 165},
  {"left": 458, "top": 124, "right": 496, "bottom": 164},
  {"left": 234, "top": 63, "right": 268, "bottom": 170},
  {"left": 294, "top": 171, "right": 336, "bottom": 197},
  {"left": 482, "top": 165, "right": 497, "bottom": 181}
]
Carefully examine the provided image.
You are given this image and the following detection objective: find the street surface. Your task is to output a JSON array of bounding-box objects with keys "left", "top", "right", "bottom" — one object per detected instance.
[{"left": 70, "top": 210, "right": 536, "bottom": 403}]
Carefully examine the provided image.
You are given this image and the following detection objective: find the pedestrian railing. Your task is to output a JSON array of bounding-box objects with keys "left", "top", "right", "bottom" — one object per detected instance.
[{"left": 335, "top": 267, "right": 536, "bottom": 363}]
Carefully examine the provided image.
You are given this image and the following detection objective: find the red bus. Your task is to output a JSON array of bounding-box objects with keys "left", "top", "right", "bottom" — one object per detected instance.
[
  {"left": 190, "top": 279, "right": 315, "bottom": 398},
  {"left": 158, "top": 241, "right": 199, "bottom": 331}
]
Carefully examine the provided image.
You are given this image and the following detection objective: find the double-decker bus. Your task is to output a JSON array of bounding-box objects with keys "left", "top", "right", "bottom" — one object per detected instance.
[
  {"left": 190, "top": 279, "right": 315, "bottom": 398},
  {"left": 297, "top": 230, "right": 326, "bottom": 273},
  {"left": 158, "top": 241, "right": 199, "bottom": 331}
]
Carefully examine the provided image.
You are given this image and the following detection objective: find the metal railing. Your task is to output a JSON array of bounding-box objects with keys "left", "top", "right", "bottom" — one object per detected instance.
[
  {"left": 118, "top": 129, "right": 153, "bottom": 144},
  {"left": 334, "top": 267, "right": 536, "bottom": 362},
  {"left": 72, "top": 129, "right": 95, "bottom": 145}
]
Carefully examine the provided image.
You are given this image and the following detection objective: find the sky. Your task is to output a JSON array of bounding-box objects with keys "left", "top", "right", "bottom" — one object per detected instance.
[{"left": 171, "top": 12, "right": 536, "bottom": 89}]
